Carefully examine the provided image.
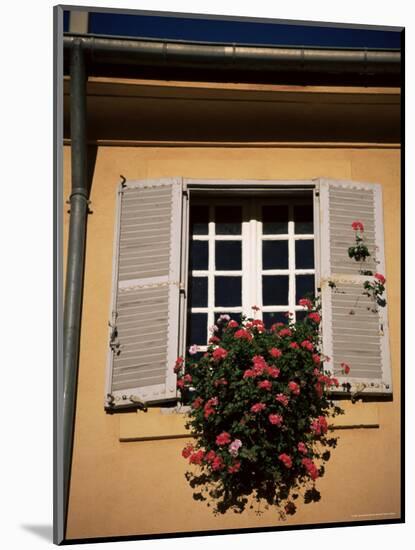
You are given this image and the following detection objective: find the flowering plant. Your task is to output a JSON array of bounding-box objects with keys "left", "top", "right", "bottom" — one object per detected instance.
[
  {"left": 362, "top": 272, "right": 387, "bottom": 310},
  {"left": 345, "top": 222, "right": 387, "bottom": 312},
  {"left": 176, "top": 299, "right": 343, "bottom": 517},
  {"left": 348, "top": 220, "right": 370, "bottom": 262}
]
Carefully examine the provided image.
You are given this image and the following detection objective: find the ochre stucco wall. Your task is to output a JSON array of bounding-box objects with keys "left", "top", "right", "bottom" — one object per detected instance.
[{"left": 64, "top": 145, "right": 400, "bottom": 539}]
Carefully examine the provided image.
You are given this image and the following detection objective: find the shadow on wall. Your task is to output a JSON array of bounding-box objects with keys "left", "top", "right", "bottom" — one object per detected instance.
[
  {"left": 63, "top": 82, "right": 401, "bottom": 145},
  {"left": 20, "top": 524, "right": 53, "bottom": 542}
]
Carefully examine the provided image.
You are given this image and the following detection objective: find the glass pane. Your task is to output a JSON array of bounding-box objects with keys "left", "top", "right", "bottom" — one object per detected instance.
[
  {"left": 295, "top": 240, "right": 315, "bottom": 269},
  {"left": 296, "top": 274, "right": 315, "bottom": 303},
  {"left": 215, "top": 241, "right": 242, "bottom": 270},
  {"left": 190, "top": 240, "right": 208, "bottom": 270},
  {"left": 189, "top": 313, "right": 207, "bottom": 345},
  {"left": 190, "top": 205, "right": 209, "bottom": 235},
  {"left": 215, "top": 206, "right": 242, "bottom": 235},
  {"left": 215, "top": 276, "right": 242, "bottom": 307},
  {"left": 262, "top": 240, "right": 289, "bottom": 270},
  {"left": 262, "top": 205, "right": 289, "bottom": 235},
  {"left": 190, "top": 277, "right": 208, "bottom": 308},
  {"left": 214, "top": 312, "right": 242, "bottom": 326},
  {"left": 294, "top": 204, "right": 313, "bottom": 234},
  {"left": 263, "top": 311, "right": 288, "bottom": 328},
  {"left": 262, "top": 275, "right": 289, "bottom": 305},
  {"left": 295, "top": 310, "right": 308, "bottom": 323}
]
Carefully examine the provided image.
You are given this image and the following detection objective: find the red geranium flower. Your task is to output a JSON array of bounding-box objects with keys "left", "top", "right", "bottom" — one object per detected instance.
[
  {"left": 374, "top": 272, "right": 386, "bottom": 284},
  {"left": 276, "top": 393, "right": 289, "bottom": 406},
  {"left": 269, "top": 414, "right": 283, "bottom": 426},
  {"left": 302, "top": 457, "right": 319, "bottom": 480},
  {"left": 278, "top": 453, "right": 292, "bottom": 468},
  {"left": 189, "top": 449, "right": 205, "bottom": 465},
  {"left": 234, "top": 329, "right": 253, "bottom": 341},
  {"left": 351, "top": 220, "right": 364, "bottom": 231},
  {"left": 211, "top": 456, "right": 224, "bottom": 471},
  {"left": 269, "top": 347, "right": 282, "bottom": 358},
  {"left": 288, "top": 381, "right": 300, "bottom": 395},
  {"left": 340, "top": 362, "right": 351, "bottom": 375},
  {"left": 212, "top": 347, "right": 228, "bottom": 361},
  {"left": 308, "top": 312, "right": 321, "bottom": 324},
  {"left": 266, "top": 366, "right": 280, "bottom": 378},
  {"left": 300, "top": 340, "right": 314, "bottom": 351},
  {"left": 182, "top": 443, "right": 194, "bottom": 458},
  {"left": 216, "top": 432, "right": 232, "bottom": 446},
  {"left": 228, "top": 461, "right": 241, "bottom": 474},
  {"left": 258, "top": 380, "right": 272, "bottom": 391},
  {"left": 298, "top": 298, "right": 313, "bottom": 309},
  {"left": 251, "top": 403, "right": 266, "bottom": 413}
]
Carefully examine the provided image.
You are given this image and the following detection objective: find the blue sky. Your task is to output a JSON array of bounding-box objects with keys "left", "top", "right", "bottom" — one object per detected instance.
[{"left": 64, "top": 10, "right": 401, "bottom": 49}]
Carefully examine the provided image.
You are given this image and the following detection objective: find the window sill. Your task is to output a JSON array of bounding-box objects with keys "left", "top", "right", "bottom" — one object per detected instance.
[{"left": 118, "top": 402, "right": 379, "bottom": 442}]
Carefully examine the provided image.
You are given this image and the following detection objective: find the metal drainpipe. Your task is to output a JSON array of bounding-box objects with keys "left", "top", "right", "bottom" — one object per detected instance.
[{"left": 62, "top": 37, "right": 89, "bottom": 536}]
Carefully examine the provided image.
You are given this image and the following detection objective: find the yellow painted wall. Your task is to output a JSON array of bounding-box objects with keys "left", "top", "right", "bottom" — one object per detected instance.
[{"left": 64, "top": 145, "right": 400, "bottom": 539}]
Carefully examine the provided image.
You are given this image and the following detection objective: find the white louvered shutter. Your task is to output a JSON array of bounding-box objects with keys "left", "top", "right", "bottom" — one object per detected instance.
[
  {"left": 106, "top": 178, "right": 185, "bottom": 409},
  {"left": 319, "top": 179, "right": 392, "bottom": 395}
]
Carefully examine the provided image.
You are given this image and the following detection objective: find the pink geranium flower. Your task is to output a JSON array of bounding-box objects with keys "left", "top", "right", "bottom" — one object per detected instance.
[{"left": 228, "top": 439, "right": 242, "bottom": 457}]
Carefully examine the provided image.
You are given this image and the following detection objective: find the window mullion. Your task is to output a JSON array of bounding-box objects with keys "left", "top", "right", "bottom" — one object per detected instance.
[
  {"left": 288, "top": 205, "right": 296, "bottom": 320},
  {"left": 208, "top": 205, "right": 215, "bottom": 332}
]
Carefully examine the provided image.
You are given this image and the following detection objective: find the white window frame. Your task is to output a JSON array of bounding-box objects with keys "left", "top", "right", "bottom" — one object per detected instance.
[{"left": 182, "top": 179, "right": 319, "bottom": 355}]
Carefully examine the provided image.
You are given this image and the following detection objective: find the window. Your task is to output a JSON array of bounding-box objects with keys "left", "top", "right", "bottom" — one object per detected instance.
[
  {"left": 188, "top": 196, "right": 315, "bottom": 350},
  {"left": 105, "top": 178, "right": 392, "bottom": 411}
]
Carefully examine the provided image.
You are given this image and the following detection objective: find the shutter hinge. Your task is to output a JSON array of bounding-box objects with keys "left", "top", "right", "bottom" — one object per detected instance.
[
  {"left": 109, "top": 319, "right": 121, "bottom": 355},
  {"left": 350, "top": 382, "right": 368, "bottom": 403},
  {"left": 179, "top": 282, "right": 186, "bottom": 297}
]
